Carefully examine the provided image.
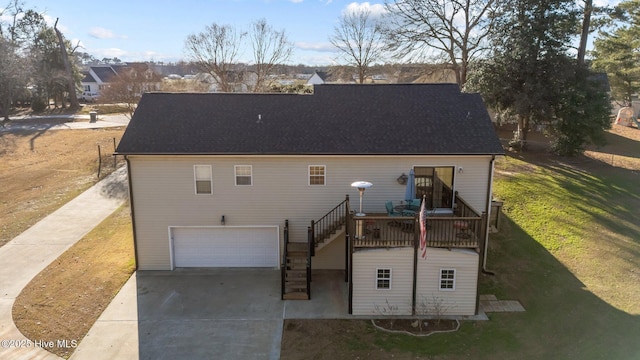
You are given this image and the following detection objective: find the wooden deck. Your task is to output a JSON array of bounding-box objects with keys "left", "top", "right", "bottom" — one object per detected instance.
[{"left": 351, "top": 214, "right": 482, "bottom": 249}]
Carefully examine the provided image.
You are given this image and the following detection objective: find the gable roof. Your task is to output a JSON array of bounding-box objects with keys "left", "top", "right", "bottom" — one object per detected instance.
[
  {"left": 116, "top": 84, "right": 504, "bottom": 156},
  {"left": 90, "top": 66, "right": 118, "bottom": 83},
  {"left": 81, "top": 72, "right": 97, "bottom": 83}
]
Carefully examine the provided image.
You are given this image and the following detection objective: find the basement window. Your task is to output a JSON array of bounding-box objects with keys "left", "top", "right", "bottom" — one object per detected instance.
[
  {"left": 376, "top": 268, "right": 392, "bottom": 290},
  {"left": 439, "top": 269, "right": 456, "bottom": 291},
  {"left": 194, "top": 165, "right": 212, "bottom": 194}
]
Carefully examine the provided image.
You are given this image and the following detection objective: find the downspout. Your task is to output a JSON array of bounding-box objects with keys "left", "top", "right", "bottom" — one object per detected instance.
[
  {"left": 124, "top": 156, "right": 140, "bottom": 270},
  {"left": 482, "top": 155, "right": 497, "bottom": 275}
]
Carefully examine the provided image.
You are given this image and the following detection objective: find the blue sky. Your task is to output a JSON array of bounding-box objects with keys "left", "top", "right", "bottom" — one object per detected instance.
[
  {"left": 7, "top": 0, "right": 620, "bottom": 66},
  {"left": 19, "top": 0, "right": 387, "bottom": 65}
]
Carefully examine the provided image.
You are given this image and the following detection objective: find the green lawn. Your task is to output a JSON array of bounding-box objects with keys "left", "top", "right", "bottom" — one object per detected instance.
[{"left": 371, "top": 154, "right": 640, "bottom": 359}]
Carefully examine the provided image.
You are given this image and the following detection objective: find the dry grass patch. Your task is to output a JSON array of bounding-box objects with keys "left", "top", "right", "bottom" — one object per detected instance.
[
  {"left": 12, "top": 205, "right": 135, "bottom": 359},
  {"left": 0, "top": 126, "right": 126, "bottom": 247},
  {"left": 584, "top": 124, "right": 640, "bottom": 170}
]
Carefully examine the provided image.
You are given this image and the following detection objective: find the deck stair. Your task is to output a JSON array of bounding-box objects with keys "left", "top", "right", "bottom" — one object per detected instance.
[
  {"left": 282, "top": 221, "right": 311, "bottom": 300},
  {"left": 310, "top": 195, "right": 350, "bottom": 255}
]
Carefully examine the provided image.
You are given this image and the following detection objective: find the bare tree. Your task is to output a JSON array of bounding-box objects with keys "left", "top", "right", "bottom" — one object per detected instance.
[
  {"left": 383, "top": 0, "right": 501, "bottom": 88},
  {"left": 184, "top": 23, "right": 246, "bottom": 92},
  {"left": 249, "top": 19, "right": 293, "bottom": 92},
  {"left": 578, "top": 0, "right": 593, "bottom": 65},
  {"left": 54, "top": 18, "right": 80, "bottom": 110},
  {"left": 100, "top": 64, "right": 162, "bottom": 118},
  {"left": 330, "top": 8, "right": 386, "bottom": 84}
]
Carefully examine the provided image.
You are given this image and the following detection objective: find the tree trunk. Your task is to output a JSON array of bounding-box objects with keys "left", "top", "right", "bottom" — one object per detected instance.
[
  {"left": 54, "top": 18, "right": 80, "bottom": 111},
  {"left": 578, "top": 0, "right": 592, "bottom": 66},
  {"left": 1, "top": 99, "right": 9, "bottom": 121}
]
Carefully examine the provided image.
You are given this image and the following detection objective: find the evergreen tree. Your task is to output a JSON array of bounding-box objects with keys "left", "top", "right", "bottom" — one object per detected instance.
[
  {"left": 592, "top": 0, "right": 640, "bottom": 106},
  {"left": 468, "top": 0, "right": 611, "bottom": 155}
]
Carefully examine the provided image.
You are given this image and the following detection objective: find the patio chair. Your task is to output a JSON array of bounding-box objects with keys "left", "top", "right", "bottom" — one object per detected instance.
[
  {"left": 407, "top": 198, "right": 421, "bottom": 211},
  {"left": 386, "top": 201, "right": 416, "bottom": 217}
]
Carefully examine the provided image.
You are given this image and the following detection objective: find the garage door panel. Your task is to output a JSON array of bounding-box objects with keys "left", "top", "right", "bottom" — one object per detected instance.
[{"left": 172, "top": 227, "right": 279, "bottom": 268}]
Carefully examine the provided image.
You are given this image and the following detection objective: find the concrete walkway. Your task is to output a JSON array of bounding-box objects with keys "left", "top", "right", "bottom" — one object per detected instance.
[
  {"left": 70, "top": 274, "right": 138, "bottom": 360},
  {"left": 0, "top": 167, "right": 128, "bottom": 360}
]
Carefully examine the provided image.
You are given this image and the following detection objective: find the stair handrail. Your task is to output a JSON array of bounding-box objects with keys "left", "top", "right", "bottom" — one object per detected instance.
[
  {"left": 310, "top": 194, "right": 350, "bottom": 256},
  {"left": 281, "top": 219, "right": 289, "bottom": 300},
  {"left": 306, "top": 226, "right": 312, "bottom": 299}
]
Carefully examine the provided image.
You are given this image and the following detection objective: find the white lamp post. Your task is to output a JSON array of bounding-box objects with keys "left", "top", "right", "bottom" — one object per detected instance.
[{"left": 351, "top": 181, "right": 373, "bottom": 216}]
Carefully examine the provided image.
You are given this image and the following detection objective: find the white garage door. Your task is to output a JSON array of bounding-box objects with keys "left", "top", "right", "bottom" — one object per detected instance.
[{"left": 171, "top": 226, "right": 279, "bottom": 268}]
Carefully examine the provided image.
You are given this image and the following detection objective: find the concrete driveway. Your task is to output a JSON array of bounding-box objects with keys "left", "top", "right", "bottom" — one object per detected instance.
[
  {"left": 72, "top": 268, "right": 349, "bottom": 360},
  {"left": 136, "top": 268, "right": 285, "bottom": 360}
]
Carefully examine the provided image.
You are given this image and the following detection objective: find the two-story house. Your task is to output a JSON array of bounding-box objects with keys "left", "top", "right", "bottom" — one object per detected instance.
[{"left": 115, "top": 84, "right": 504, "bottom": 316}]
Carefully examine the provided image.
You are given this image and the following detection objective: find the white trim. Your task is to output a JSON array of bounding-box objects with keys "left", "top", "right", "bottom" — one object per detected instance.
[
  {"left": 375, "top": 267, "right": 392, "bottom": 290},
  {"left": 234, "top": 165, "right": 253, "bottom": 186},
  {"left": 308, "top": 165, "right": 326, "bottom": 186},
  {"left": 439, "top": 268, "right": 456, "bottom": 291},
  {"left": 168, "top": 225, "right": 280, "bottom": 270},
  {"left": 193, "top": 164, "right": 212, "bottom": 195}
]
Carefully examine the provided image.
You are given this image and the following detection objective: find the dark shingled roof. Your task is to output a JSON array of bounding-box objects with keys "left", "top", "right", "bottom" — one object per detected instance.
[
  {"left": 81, "top": 72, "right": 96, "bottom": 83},
  {"left": 116, "top": 84, "right": 504, "bottom": 156},
  {"left": 91, "top": 66, "right": 118, "bottom": 83}
]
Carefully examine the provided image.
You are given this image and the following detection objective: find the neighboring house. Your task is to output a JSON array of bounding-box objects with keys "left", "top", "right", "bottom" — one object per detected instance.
[
  {"left": 112, "top": 62, "right": 163, "bottom": 95},
  {"left": 115, "top": 84, "right": 504, "bottom": 316},
  {"left": 80, "top": 63, "right": 161, "bottom": 101},
  {"left": 80, "top": 65, "right": 118, "bottom": 101},
  {"left": 307, "top": 70, "right": 329, "bottom": 85}
]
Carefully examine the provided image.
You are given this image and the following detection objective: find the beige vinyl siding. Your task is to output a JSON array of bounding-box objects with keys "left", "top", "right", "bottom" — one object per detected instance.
[
  {"left": 312, "top": 233, "right": 346, "bottom": 269},
  {"left": 352, "top": 247, "right": 414, "bottom": 315},
  {"left": 127, "top": 155, "right": 493, "bottom": 270},
  {"left": 416, "top": 248, "right": 479, "bottom": 316}
]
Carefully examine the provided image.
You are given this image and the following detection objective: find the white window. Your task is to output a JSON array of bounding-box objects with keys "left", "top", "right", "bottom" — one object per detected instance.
[
  {"left": 376, "top": 268, "right": 392, "bottom": 290},
  {"left": 309, "top": 165, "right": 325, "bottom": 185},
  {"left": 439, "top": 269, "right": 456, "bottom": 291},
  {"left": 235, "top": 165, "right": 252, "bottom": 186},
  {"left": 84, "top": 85, "right": 90, "bottom": 91},
  {"left": 194, "top": 165, "right": 212, "bottom": 194}
]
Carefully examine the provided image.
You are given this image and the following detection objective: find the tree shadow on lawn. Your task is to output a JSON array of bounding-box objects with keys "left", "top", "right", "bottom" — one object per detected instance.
[
  {"left": 586, "top": 128, "right": 640, "bottom": 159},
  {"left": 471, "top": 216, "right": 640, "bottom": 360},
  {"left": 499, "top": 151, "right": 639, "bottom": 250},
  {"left": 0, "top": 118, "right": 71, "bottom": 152}
]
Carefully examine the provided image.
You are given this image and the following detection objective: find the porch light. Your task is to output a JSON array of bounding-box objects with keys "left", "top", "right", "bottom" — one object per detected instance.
[
  {"left": 351, "top": 181, "right": 373, "bottom": 216},
  {"left": 397, "top": 173, "right": 408, "bottom": 185}
]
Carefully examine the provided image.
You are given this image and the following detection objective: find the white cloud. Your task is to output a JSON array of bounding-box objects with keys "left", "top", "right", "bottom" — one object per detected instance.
[
  {"left": 342, "top": 2, "right": 386, "bottom": 17},
  {"left": 89, "top": 27, "right": 127, "bottom": 40},
  {"left": 92, "top": 47, "right": 129, "bottom": 59},
  {"left": 290, "top": 0, "right": 304, "bottom": 3},
  {"left": 296, "top": 41, "right": 337, "bottom": 53},
  {"left": 298, "top": 54, "right": 337, "bottom": 66}
]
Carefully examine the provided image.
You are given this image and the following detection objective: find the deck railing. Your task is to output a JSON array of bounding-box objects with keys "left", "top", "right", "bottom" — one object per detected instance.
[
  {"left": 454, "top": 191, "right": 480, "bottom": 217},
  {"left": 310, "top": 195, "right": 349, "bottom": 255},
  {"left": 351, "top": 211, "right": 485, "bottom": 249},
  {"left": 280, "top": 219, "right": 289, "bottom": 299}
]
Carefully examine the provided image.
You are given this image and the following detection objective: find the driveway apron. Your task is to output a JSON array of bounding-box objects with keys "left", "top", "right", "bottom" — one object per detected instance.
[{"left": 134, "top": 268, "right": 284, "bottom": 360}]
